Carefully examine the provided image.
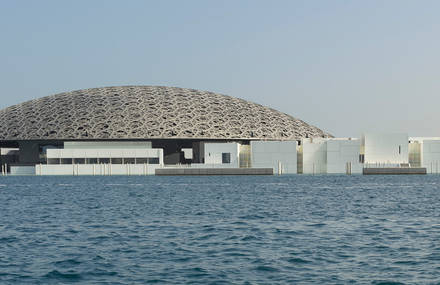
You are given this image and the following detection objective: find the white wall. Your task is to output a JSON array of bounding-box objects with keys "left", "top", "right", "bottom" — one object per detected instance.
[
  {"left": 10, "top": 166, "right": 35, "bottom": 175},
  {"left": 1, "top": 148, "right": 19, "bottom": 155},
  {"left": 327, "top": 139, "right": 362, "bottom": 174},
  {"left": 38, "top": 164, "right": 160, "bottom": 175},
  {"left": 47, "top": 148, "right": 164, "bottom": 165},
  {"left": 251, "top": 141, "right": 297, "bottom": 174},
  {"left": 421, "top": 140, "right": 440, "bottom": 174},
  {"left": 204, "top": 143, "right": 239, "bottom": 167},
  {"left": 182, "top": 148, "right": 193, "bottom": 159},
  {"left": 302, "top": 138, "right": 327, "bottom": 174},
  {"left": 363, "top": 133, "right": 408, "bottom": 164}
]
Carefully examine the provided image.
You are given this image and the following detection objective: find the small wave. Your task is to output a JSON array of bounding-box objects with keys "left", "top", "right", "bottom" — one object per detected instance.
[
  {"left": 145, "top": 279, "right": 166, "bottom": 283},
  {"left": 238, "top": 214, "right": 265, "bottom": 220},
  {"left": 195, "top": 234, "right": 216, "bottom": 240},
  {"left": 0, "top": 236, "right": 18, "bottom": 243},
  {"left": 65, "top": 228, "right": 79, "bottom": 234},
  {"left": 307, "top": 223, "right": 326, "bottom": 227},
  {"left": 393, "top": 260, "right": 420, "bottom": 265},
  {"left": 241, "top": 235, "right": 259, "bottom": 241},
  {"left": 185, "top": 267, "right": 208, "bottom": 278},
  {"left": 86, "top": 269, "right": 118, "bottom": 277},
  {"left": 93, "top": 255, "right": 105, "bottom": 261},
  {"left": 286, "top": 257, "right": 311, "bottom": 264},
  {"left": 43, "top": 270, "right": 82, "bottom": 281},
  {"left": 53, "top": 259, "right": 82, "bottom": 267},
  {"left": 230, "top": 221, "right": 247, "bottom": 225},
  {"left": 254, "top": 265, "right": 279, "bottom": 272},
  {"left": 372, "top": 281, "right": 405, "bottom": 285},
  {"left": 224, "top": 252, "right": 249, "bottom": 257},
  {"left": 174, "top": 256, "right": 192, "bottom": 262}
]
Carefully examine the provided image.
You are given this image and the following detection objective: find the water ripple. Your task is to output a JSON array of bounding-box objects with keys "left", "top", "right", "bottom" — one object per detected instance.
[{"left": 0, "top": 175, "right": 439, "bottom": 284}]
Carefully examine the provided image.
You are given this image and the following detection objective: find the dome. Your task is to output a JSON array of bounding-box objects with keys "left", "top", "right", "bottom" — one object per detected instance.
[{"left": 0, "top": 86, "right": 331, "bottom": 141}]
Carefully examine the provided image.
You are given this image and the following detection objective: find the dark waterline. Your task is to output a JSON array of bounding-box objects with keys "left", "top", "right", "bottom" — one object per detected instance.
[{"left": 0, "top": 175, "right": 439, "bottom": 284}]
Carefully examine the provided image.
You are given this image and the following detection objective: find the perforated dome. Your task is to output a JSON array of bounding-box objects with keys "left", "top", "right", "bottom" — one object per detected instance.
[{"left": 0, "top": 86, "right": 331, "bottom": 141}]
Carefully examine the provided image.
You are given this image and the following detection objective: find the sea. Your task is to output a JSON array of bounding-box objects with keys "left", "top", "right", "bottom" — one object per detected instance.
[{"left": 0, "top": 175, "right": 439, "bottom": 284}]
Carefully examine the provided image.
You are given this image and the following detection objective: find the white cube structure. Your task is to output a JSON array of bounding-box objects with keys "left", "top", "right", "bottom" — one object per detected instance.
[
  {"left": 204, "top": 142, "right": 240, "bottom": 167},
  {"left": 251, "top": 141, "right": 297, "bottom": 174},
  {"left": 362, "top": 133, "right": 409, "bottom": 165},
  {"left": 327, "top": 139, "right": 362, "bottom": 174},
  {"left": 301, "top": 138, "right": 327, "bottom": 174},
  {"left": 421, "top": 140, "right": 440, "bottom": 174}
]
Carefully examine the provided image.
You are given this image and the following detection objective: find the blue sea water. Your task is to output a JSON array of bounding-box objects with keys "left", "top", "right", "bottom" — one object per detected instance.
[{"left": 0, "top": 175, "right": 439, "bottom": 284}]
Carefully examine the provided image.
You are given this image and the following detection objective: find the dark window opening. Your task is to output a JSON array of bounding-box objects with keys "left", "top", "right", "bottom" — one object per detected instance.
[
  {"left": 148, "top": 157, "right": 160, "bottom": 164},
  {"left": 87, "top": 158, "right": 98, "bottom": 164},
  {"left": 136, "top": 158, "right": 148, "bottom": 164},
  {"left": 134, "top": 157, "right": 160, "bottom": 164},
  {"left": 111, "top": 158, "right": 123, "bottom": 164},
  {"left": 61, "top": 158, "right": 72, "bottom": 164},
  {"left": 222, "top": 153, "right": 231, "bottom": 164},
  {"left": 47, "top": 158, "right": 60, "bottom": 165},
  {"left": 99, "top": 158, "right": 110, "bottom": 164},
  {"left": 74, "top": 158, "right": 85, "bottom": 164},
  {"left": 125, "top": 158, "right": 136, "bottom": 164}
]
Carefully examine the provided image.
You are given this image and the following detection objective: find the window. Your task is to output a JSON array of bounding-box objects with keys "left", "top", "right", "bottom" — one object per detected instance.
[
  {"left": 136, "top": 158, "right": 148, "bottom": 164},
  {"left": 74, "top": 158, "right": 85, "bottom": 164},
  {"left": 47, "top": 158, "right": 59, "bottom": 165},
  {"left": 111, "top": 158, "right": 123, "bottom": 164},
  {"left": 133, "top": 157, "right": 159, "bottom": 164},
  {"left": 87, "top": 158, "right": 98, "bottom": 164},
  {"left": 124, "top": 158, "right": 136, "bottom": 164},
  {"left": 60, "top": 158, "right": 72, "bottom": 164},
  {"left": 399, "top": 146, "right": 401, "bottom": 154},
  {"left": 148, "top": 157, "right": 160, "bottom": 164},
  {"left": 99, "top": 158, "right": 110, "bottom": 164},
  {"left": 222, "top": 153, "right": 231, "bottom": 164}
]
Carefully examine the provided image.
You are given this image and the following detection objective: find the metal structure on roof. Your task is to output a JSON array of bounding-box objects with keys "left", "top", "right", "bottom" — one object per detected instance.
[{"left": 0, "top": 86, "right": 330, "bottom": 141}]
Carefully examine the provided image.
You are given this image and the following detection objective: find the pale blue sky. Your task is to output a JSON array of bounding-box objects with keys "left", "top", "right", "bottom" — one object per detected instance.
[{"left": 1, "top": 0, "right": 439, "bottom": 137}]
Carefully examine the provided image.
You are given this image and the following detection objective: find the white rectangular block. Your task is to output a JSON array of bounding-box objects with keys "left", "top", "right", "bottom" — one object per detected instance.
[
  {"left": 251, "top": 141, "right": 297, "bottom": 174},
  {"left": 363, "top": 133, "right": 408, "bottom": 164},
  {"left": 326, "top": 139, "right": 362, "bottom": 174}
]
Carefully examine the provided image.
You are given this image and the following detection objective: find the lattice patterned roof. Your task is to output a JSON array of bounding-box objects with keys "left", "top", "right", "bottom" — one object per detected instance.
[{"left": 0, "top": 86, "right": 331, "bottom": 141}]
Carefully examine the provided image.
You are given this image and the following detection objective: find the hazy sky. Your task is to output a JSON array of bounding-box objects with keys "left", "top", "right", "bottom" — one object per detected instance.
[{"left": 1, "top": 0, "right": 439, "bottom": 137}]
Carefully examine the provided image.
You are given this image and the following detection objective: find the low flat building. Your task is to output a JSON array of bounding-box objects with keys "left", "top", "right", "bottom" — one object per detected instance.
[{"left": 36, "top": 141, "right": 163, "bottom": 175}]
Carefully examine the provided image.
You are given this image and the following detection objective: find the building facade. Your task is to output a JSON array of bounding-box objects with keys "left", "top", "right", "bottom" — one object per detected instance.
[{"left": 0, "top": 86, "right": 437, "bottom": 176}]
